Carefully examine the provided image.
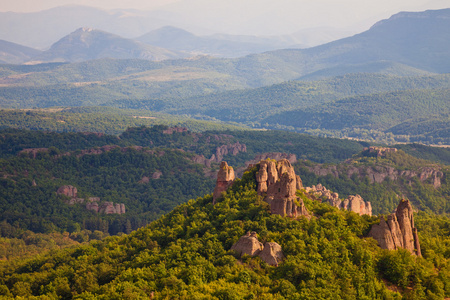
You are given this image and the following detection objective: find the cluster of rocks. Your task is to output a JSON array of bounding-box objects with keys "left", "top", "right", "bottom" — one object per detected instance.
[
  {"left": 364, "top": 146, "right": 398, "bottom": 157},
  {"left": 368, "top": 199, "right": 421, "bottom": 256},
  {"left": 57, "top": 185, "right": 125, "bottom": 215},
  {"left": 162, "top": 126, "right": 188, "bottom": 134},
  {"left": 212, "top": 157, "right": 422, "bottom": 260},
  {"left": 305, "top": 184, "right": 372, "bottom": 216},
  {"left": 193, "top": 142, "right": 247, "bottom": 168},
  {"left": 306, "top": 164, "right": 444, "bottom": 188},
  {"left": 86, "top": 198, "right": 126, "bottom": 214},
  {"left": 256, "top": 159, "right": 309, "bottom": 218},
  {"left": 138, "top": 171, "right": 163, "bottom": 183},
  {"left": 230, "top": 232, "right": 284, "bottom": 266}
]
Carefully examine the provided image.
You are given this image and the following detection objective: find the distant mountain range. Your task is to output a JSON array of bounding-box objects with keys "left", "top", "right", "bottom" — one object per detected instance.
[
  {"left": 30, "top": 27, "right": 187, "bottom": 63},
  {"left": 1, "top": 8, "right": 450, "bottom": 144}
]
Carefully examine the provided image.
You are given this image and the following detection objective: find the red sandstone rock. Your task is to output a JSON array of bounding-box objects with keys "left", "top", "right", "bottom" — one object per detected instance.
[
  {"left": 259, "top": 242, "right": 285, "bottom": 266},
  {"left": 368, "top": 199, "right": 421, "bottom": 256},
  {"left": 231, "top": 232, "right": 285, "bottom": 266},
  {"left": 57, "top": 185, "right": 78, "bottom": 198},
  {"left": 257, "top": 159, "right": 309, "bottom": 218},
  {"left": 212, "top": 161, "right": 235, "bottom": 203},
  {"left": 230, "top": 232, "right": 263, "bottom": 256}
]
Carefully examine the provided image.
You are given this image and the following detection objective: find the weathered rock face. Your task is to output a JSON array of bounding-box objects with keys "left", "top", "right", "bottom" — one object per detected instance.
[
  {"left": 212, "top": 161, "right": 235, "bottom": 203},
  {"left": 162, "top": 126, "right": 188, "bottom": 134},
  {"left": 192, "top": 143, "right": 247, "bottom": 168},
  {"left": 230, "top": 232, "right": 284, "bottom": 266},
  {"left": 57, "top": 185, "right": 78, "bottom": 198},
  {"left": 259, "top": 242, "right": 285, "bottom": 266},
  {"left": 98, "top": 202, "right": 126, "bottom": 214},
  {"left": 257, "top": 159, "right": 309, "bottom": 218},
  {"left": 306, "top": 163, "right": 444, "bottom": 188},
  {"left": 230, "top": 231, "right": 263, "bottom": 256},
  {"left": 364, "top": 146, "right": 398, "bottom": 157},
  {"left": 368, "top": 199, "right": 421, "bottom": 256},
  {"left": 306, "top": 184, "right": 372, "bottom": 216}
]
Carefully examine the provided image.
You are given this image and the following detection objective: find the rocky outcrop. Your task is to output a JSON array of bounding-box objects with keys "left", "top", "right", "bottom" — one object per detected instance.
[
  {"left": 368, "top": 199, "right": 421, "bottom": 256},
  {"left": 230, "top": 231, "right": 263, "bottom": 256},
  {"left": 306, "top": 164, "right": 444, "bottom": 188},
  {"left": 256, "top": 159, "right": 309, "bottom": 218},
  {"left": 212, "top": 161, "right": 235, "bottom": 203},
  {"left": 19, "top": 148, "right": 49, "bottom": 158},
  {"left": 152, "top": 171, "right": 163, "bottom": 179},
  {"left": 162, "top": 126, "right": 188, "bottom": 134},
  {"left": 259, "top": 242, "right": 285, "bottom": 267},
  {"left": 58, "top": 186, "right": 125, "bottom": 214},
  {"left": 247, "top": 153, "right": 297, "bottom": 166},
  {"left": 364, "top": 146, "right": 398, "bottom": 157},
  {"left": 57, "top": 185, "right": 78, "bottom": 198},
  {"left": 305, "top": 184, "right": 372, "bottom": 216},
  {"left": 192, "top": 143, "right": 247, "bottom": 168},
  {"left": 230, "top": 232, "right": 284, "bottom": 266}
]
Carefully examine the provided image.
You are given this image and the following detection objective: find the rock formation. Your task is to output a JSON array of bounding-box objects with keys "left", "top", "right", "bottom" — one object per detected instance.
[
  {"left": 212, "top": 161, "right": 235, "bottom": 203},
  {"left": 230, "top": 231, "right": 264, "bottom": 256},
  {"left": 231, "top": 232, "right": 284, "bottom": 266},
  {"left": 256, "top": 159, "right": 309, "bottom": 218},
  {"left": 305, "top": 184, "right": 372, "bottom": 216},
  {"left": 306, "top": 163, "right": 443, "bottom": 188},
  {"left": 57, "top": 185, "right": 78, "bottom": 198},
  {"left": 364, "top": 146, "right": 398, "bottom": 157},
  {"left": 58, "top": 186, "right": 125, "bottom": 214},
  {"left": 259, "top": 242, "right": 285, "bottom": 267},
  {"left": 368, "top": 199, "right": 421, "bottom": 256},
  {"left": 162, "top": 126, "right": 188, "bottom": 134}
]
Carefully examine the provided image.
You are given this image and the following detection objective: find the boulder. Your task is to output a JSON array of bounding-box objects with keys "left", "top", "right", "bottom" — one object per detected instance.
[
  {"left": 230, "top": 232, "right": 263, "bottom": 256},
  {"left": 231, "top": 232, "right": 285, "bottom": 266},
  {"left": 368, "top": 199, "right": 421, "bottom": 256},
  {"left": 259, "top": 242, "right": 285, "bottom": 266},
  {"left": 212, "top": 161, "right": 235, "bottom": 203}
]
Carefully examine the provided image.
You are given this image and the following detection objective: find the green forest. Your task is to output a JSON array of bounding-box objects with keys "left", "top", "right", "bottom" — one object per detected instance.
[{"left": 0, "top": 166, "right": 449, "bottom": 299}]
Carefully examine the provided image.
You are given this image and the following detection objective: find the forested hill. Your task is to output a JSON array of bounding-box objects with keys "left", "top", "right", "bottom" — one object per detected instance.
[{"left": 0, "top": 165, "right": 449, "bottom": 298}]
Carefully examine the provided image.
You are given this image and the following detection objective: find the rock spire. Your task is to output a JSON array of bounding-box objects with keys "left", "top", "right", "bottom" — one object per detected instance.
[
  {"left": 368, "top": 199, "right": 421, "bottom": 256},
  {"left": 212, "top": 161, "right": 235, "bottom": 203}
]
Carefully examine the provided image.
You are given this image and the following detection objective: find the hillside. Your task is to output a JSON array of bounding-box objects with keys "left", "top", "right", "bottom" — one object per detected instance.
[
  {"left": 0, "top": 162, "right": 449, "bottom": 298},
  {"left": 0, "top": 40, "right": 42, "bottom": 64}
]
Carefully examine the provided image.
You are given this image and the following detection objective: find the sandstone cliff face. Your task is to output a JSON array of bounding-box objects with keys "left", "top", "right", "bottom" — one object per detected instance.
[
  {"left": 230, "top": 232, "right": 284, "bottom": 266},
  {"left": 58, "top": 186, "right": 125, "bottom": 214},
  {"left": 306, "top": 163, "right": 444, "bottom": 188},
  {"left": 368, "top": 199, "right": 421, "bottom": 256},
  {"left": 212, "top": 161, "right": 235, "bottom": 203},
  {"left": 192, "top": 142, "right": 247, "bottom": 168},
  {"left": 305, "top": 184, "right": 372, "bottom": 216},
  {"left": 256, "top": 159, "right": 309, "bottom": 218}
]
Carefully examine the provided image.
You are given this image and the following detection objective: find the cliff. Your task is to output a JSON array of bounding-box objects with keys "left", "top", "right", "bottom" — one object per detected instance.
[
  {"left": 368, "top": 199, "right": 421, "bottom": 256},
  {"left": 305, "top": 184, "right": 372, "bottom": 216},
  {"left": 57, "top": 185, "right": 125, "bottom": 214},
  {"left": 256, "top": 159, "right": 309, "bottom": 218}
]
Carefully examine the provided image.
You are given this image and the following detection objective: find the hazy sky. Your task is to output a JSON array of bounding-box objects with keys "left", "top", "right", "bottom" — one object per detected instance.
[{"left": 1, "top": 0, "right": 449, "bottom": 35}]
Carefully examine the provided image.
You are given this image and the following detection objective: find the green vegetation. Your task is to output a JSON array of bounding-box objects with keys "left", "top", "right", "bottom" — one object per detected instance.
[
  {"left": 0, "top": 167, "right": 449, "bottom": 299},
  {"left": 1, "top": 61, "right": 449, "bottom": 145}
]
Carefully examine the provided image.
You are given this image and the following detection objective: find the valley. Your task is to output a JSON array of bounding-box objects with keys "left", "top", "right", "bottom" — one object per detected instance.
[{"left": 1, "top": 4, "right": 450, "bottom": 299}]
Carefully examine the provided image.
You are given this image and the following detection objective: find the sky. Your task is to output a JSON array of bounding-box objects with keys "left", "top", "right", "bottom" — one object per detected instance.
[{"left": 0, "top": 0, "right": 449, "bottom": 36}]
